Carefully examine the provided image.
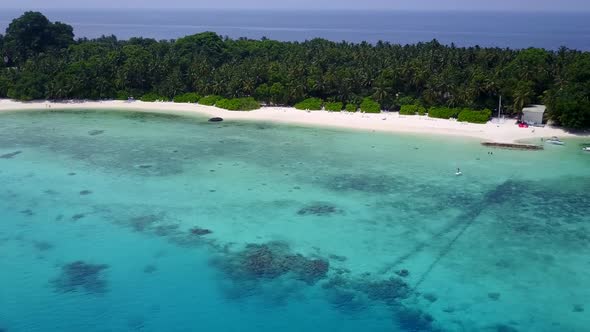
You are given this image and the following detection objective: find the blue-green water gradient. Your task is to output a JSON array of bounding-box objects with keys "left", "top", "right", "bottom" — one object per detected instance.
[{"left": 1, "top": 110, "right": 589, "bottom": 331}]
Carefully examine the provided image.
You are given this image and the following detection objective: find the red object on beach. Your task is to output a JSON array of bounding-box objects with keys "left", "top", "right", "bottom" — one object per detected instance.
[{"left": 518, "top": 123, "right": 529, "bottom": 128}]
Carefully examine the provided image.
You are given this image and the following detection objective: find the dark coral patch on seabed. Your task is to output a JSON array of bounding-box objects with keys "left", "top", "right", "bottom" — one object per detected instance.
[
  {"left": 129, "top": 214, "right": 161, "bottom": 232},
  {"left": 71, "top": 213, "right": 85, "bottom": 221},
  {"left": 356, "top": 277, "right": 411, "bottom": 305},
  {"left": 88, "top": 130, "right": 105, "bottom": 136},
  {"left": 321, "top": 273, "right": 438, "bottom": 330},
  {"left": 395, "top": 306, "right": 436, "bottom": 331},
  {"left": 33, "top": 241, "right": 54, "bottom": 251},
  {"left": 122, "top": 213, "right": 212, "bottom": 247},
  {"left": 212, "top": 242, "right": 330, "bottom": 285},
  {"left": 190, "top": 227, "right": 213, "bottom": 236},
  {"left": 51, "top": 261, "right": 109, "bottom": 294},
  {"left": 297, "top": 203, "right": 342, "bottom": 216},
  {"left": 19, "top": 209, "right": 34, "bottom": 216},
  {"left": 92, "top": 205, "right": 438, "bottom": 329},
  {"left": 143, "top": 264, "right": 158, "bottom": 274},
  {"left": 0, "top": 151, "right": 22, "bottom": 159}
]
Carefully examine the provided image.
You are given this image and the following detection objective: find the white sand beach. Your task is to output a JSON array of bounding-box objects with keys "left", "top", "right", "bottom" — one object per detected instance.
[{"left": 0, "top": 99, "right": 585, "bottom": 143}]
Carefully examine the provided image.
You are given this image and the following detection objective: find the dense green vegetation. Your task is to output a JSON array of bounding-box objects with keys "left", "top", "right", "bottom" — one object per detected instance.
[
  {"left": 3, "top": 12, "right": 74, "bottom": 66},
  {"left": 458, "top": 109, "right": 493, "bottom": 123},
  {"left": 198, "top": 95, "right": 223, "bottom": 106},
  {"left": 295, "top": 97, "right": 323, "bottom": 110},
  {"left": 1, "top": 12, "right": 590, "bottom": 128},
  {"left": 325, "top": 101, "right": 343, "bottom": 112},
  {"left": 345, "top": 104, "right": 357, "bottom": 112},
  {"left": 216, "top": 97, "right": 260, "bottom": 111},
  {"left": 399, "top": 104, "right": 426, "bottom": 116},
  {"left": 140, "top": 92, "right": 168, "bottom": 102},
  {"left": 428, "top": 107, "right": 461, "bottom": 119},
  {"left": 173, "top": 92, "right": 201, "bottom": 103},
  {"left": 360, "top": 98, "right": 381, "bottom": 113}
]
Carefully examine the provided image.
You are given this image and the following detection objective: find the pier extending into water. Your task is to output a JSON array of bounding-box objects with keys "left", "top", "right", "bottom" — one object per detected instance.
[{"left": 481, "top": 142, "right": 543, "bottom": 150}]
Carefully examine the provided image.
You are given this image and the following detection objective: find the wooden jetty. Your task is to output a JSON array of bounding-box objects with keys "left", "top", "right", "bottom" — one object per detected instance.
[{"left": 481, "top": 142, "right": 543, "bottom": 150}]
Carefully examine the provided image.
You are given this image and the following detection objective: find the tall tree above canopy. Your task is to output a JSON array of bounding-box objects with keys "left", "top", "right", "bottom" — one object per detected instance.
[
  {"left": 3, "top": 11, "right": 74, "bottom": 65},
  {"left": 174, "top": 32, "right": 226, "bottom": 64}
]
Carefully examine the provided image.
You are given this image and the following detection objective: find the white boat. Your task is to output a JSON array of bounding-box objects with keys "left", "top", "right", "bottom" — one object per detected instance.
[
  {"left": 583, "top": 147, "right": 590, "bottom": 152},
  {"left": 546, "top": 136, "right": 565, "bottom": 145}
]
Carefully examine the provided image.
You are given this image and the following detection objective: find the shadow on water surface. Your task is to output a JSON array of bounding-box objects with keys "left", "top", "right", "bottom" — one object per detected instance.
[{"left": 384, "top": 178, "right": 590, "bottom": 287}]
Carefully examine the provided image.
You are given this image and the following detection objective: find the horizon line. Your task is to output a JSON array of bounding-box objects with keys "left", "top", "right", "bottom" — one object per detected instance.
[{"left": 2, "top": 8, "right": 590, "bottom": 13}]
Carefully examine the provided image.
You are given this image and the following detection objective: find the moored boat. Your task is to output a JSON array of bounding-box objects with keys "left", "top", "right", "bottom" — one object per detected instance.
[{"left": 545, "top": 136, "right": 565, "bottom": 145}]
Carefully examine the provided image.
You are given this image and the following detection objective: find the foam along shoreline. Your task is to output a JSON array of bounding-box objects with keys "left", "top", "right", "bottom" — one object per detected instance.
[{"left": 0, "top": 99, "right": 585, "bottom": 143}]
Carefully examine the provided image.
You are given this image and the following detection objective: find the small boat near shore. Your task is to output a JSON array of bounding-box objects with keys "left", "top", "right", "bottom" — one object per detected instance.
[
  {"left": 583, "top": 147, "right": 590, "bottom": 152},
  {"left": 545, "top": 136, "right": 565, "bottom": 145}
]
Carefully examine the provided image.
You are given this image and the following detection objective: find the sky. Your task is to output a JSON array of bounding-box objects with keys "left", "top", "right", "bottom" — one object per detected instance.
[{"left": 1, "top": 0, "right": 589, "bottom": 11}]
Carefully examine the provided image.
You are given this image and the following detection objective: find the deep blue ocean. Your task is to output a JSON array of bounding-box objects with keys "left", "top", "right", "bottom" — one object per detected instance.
[{"left": 1, "top": 9, "right": 589, "bottom": 50}]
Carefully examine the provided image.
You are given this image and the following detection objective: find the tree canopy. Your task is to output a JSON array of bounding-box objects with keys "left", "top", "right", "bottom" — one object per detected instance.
[
  {"left": 3, "top": 11, "right": 74, "bottom": 65},
  {"left": 1, "top": 12, "right": 589, "bottom": 128}
]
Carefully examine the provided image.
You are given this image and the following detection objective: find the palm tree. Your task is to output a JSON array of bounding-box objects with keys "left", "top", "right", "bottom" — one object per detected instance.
[{"left": 513, "top": 81, "right": 534, "bottom": 112}]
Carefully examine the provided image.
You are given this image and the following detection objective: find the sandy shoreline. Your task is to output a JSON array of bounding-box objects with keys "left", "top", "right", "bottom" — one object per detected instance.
[{"left": 0, "top": 99, "right": 586, "bottom": 143}]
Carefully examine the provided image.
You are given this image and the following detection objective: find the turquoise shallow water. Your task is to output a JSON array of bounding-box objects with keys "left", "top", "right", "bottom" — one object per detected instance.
[{"left": 0, "top": 109, "right": 589, "bottom": 332}]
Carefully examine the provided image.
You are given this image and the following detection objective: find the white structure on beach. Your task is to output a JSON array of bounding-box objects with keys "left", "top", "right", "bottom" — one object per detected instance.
[{"left": 522, "top": 105, "right": 546, "bottom": 125}]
